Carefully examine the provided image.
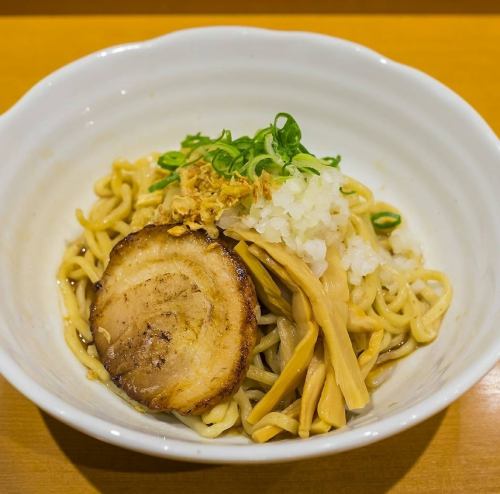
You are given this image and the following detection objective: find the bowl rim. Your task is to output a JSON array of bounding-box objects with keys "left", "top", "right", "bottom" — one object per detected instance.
[{"left": 0, "top": 26, "right": 499, "bottom": 464}]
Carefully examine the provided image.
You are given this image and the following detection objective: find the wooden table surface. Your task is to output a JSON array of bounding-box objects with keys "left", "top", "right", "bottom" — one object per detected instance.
[{"left": 1, "top": 14, "right": 499, "bottom": 494}]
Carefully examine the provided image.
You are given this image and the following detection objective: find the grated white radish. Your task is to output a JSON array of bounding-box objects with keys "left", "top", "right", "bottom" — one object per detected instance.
[
  {"left": 239, "top": 168, "right": 349, "bottom": 277},
  {"left": 341, "top": 235, "right": 380, "bottom": 285},
  {"left": 218, "top": 167, "right": 421, "bottom": 283},
  {"left": 389, "top": 225, "right": 421, "bottom": 257}
]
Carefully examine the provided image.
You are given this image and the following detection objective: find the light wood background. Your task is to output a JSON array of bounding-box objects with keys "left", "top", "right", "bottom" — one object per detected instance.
[
  {"left": 1, "top": 13, "right": 499, "bottom": 494},
  {"left": 1, "top": 1, "right": 500, "bottom": 14}
]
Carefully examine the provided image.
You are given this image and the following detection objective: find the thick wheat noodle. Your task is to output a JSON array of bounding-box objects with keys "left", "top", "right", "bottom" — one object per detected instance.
[
  {"left": 247, "top": 365, "right": 279, "bottom": 386},
  {"left": 202, "top": 400, "right": 231, "bottom": 425},
  {"left": 251, "top": 399, "right": 301, "bottom": 442},
  {"left": 385, "top": 269, "right": 410, "bottom": 312},
  {"left": 378, "top": 331, "right": 394, "bottom": 352},
  {"left": 264, "top": 345, "right": 281, "bottom": 374},
  {"left": 244, "top": 389, "right": 265, "bottom": 401},
  {"left": 252, "top": 353, "right": 265, "bottom": 370},
  {"left": 368, "top": 306, "right": 406, "bottom": 335},
  {"left": 355, "top": 272, "right": 378, "bottom": 311},
  {"left": 90, "top": 197, "right": 119, "bottom": 220},
  {"left": 65, "top": 256, "right": 101, "bottom": 284},
  {"left": 345, "top": 177, "right": 374, "bottom": 215},
  {"left": 233, "top": 388, "right": 253, "bottom": 435},
  {"left": 84, "top": 229, "right": 105, "bottom": 261},
  {"left": 173, "top": 400, "right": 239, "bottom": 439},
  {"left": 257, "top": 313, "right": 279, "bottom": 325},
  {"left": 376, "top": 337, "right": 417, "bottom": 364},
  {"left": 374, "top": 289, "right": 413, "bottom": 327},
  {"left": 58, "top": 154, "right": 452, "bottom": 442},
  {"left": 252, "top": 328, "right": 280, "bottom": 356},
  {"left": 359, "top": 329, "right": 385, "bottom": 378}
]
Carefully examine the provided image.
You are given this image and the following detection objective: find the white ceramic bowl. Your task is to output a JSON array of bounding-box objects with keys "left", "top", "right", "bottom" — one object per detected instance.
[{"left": 0, "top": 27, "right": 499, "bottom": 464}]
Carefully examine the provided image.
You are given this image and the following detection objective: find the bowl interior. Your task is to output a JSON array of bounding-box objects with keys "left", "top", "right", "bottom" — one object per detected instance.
[{"left": 0, "top": 27, "right": 499, "bottom": 461}]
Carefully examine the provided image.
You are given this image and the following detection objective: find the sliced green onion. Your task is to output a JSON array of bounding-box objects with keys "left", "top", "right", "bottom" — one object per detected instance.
[
  {"left": 153, "top": 113, "right": 343, "bottom": 185},
  {"left": 261, "top": 160, "right": 285, "bottom": 175},
  {"left": 263, "top": 132, "right": 285, "bottom": 166},
  {"left": 253, "top": 126, "right": 272, "bottom": 143},
  {"left": 228, "top": 154, "right": 245, "bottom": 173},
  {"left": 297, "top": 143, "right": 311, "bottom": 154},
  {"left": 246, "top": 154, "right": 274, "bottom": 181},
  {"left": 298, "top": 166, "right": 321, "bottom": 175},
  {"left": 212, "top": 150, "right": 235, "bottom": 178},
  {"left": 148, "top": 172, "right": 180, "bottom": 192},
  {"left": 292, "top": 153, "right": 320, "bottom": 166},
  {"left": 322, "top": 155, "right": 342, "bottom": 167},
  {"left": 371, "top": 211, "right": 402, "bottom": 230},
  {"left": 198, "top": 142, "right": 240, "bottom": 158},
  {"left": 339, "top": 186, "right": 356, "bottom": 195},
  {"left": 158, "top": 151, "right": 186, "bottom": 170},
  {"left": 279, "top": 165, "right": 292, "bottom": 177},
  {"left": 291, "top": 154, "right": 325, "bottom": 174},
  {"left": 232, "top": 136, "right": 254, "bottom": 152},
  {"left": 273, "top": 112, "right": 302, "bottom": 150},
  {"left": 218, "top": 129, "right": 233, "bottom": 143},
  {"left": 181, "top": 132, "right": 211, "bottom": 149}
]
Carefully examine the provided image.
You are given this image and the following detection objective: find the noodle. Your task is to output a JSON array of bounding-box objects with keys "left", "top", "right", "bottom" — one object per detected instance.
[{"left": 58, "top": 151, "right": 452, "bottom": 443}]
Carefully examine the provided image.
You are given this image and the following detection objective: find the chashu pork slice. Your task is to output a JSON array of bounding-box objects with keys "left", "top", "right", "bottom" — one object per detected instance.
[{"left": 90, "top": 225, "right": 258, "bottom": 415}]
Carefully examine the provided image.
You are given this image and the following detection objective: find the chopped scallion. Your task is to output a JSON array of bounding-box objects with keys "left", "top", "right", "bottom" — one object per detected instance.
[
  {"left": 371, "top": 211, "right": 402, "bottom": 230},
  {"left": 158, "top": 151, "right": 186, "bottom": 170},
  {"left": 322, "top": 155, "right": 342, "bottom": 167},
  {"left": 153, "top": 113, "right": 343, "bottom": 189},
  {"left": 340, "top": 186, "right": 356, "bottom": 195},
  {"left": 148, "top": 172, "right": 180, "bottom": 192}
]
